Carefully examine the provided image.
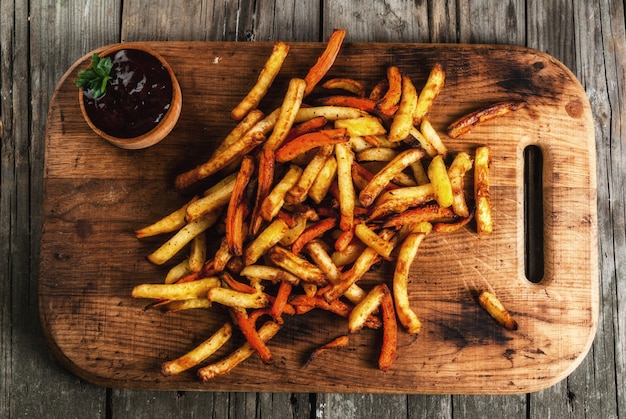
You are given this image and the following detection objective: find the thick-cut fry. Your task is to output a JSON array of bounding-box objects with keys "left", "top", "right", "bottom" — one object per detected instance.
[
  {"left": 410, "top": 160, "right": 430, "bottom": 185},
  {"left": 244, "top": 218, "right": 289, "bottom": 265},
  {"left": 376, "top": 66, "right": 402, "bottom": 115},
  {"left": 231, "top": 41, "right": 290, "bottom": 121},
  {"left": 388, "top": 74, "right": 418, "bottom": 142},
  {"left": 407, "top": 126, "right": 437, "bottom": 157},
  {"left": 276, "top": 128, "right": 348, "bottom": 163},
  {"left": 348, "top": 284, "right": 386, "bottom": 332},
  {"left": 413, "top": 63, "right": 445, "bottom": 124},
  {"left": 286, "top": 144, "right": 334, "bottom": 203},
  {"left": 135, "top": 196, "right": 198, "bottom": 238},
  {"left": 335, "top": 143, "right": 356, "bottom": 231},
  {"left": 334, "top": 116, "right": 386, "bottom": 137},
  {"left": 447, "top": 100, "right": 527, "bottom": 138},
  {"left": 268, "top": 245, "right": 327, "bottom": 286},
  {"left": 474, "top": 146, "right": 493, "bottom": 234},
  {"left": 198, "top": 321, "right": 281, "bottom": 382},
  {"left": 162, "top": 322, "right": 233, "bottom": 376},
  {"left": 478, "top": 290, "right": 518, "bottom": 330},
  {"left": 359, "top": 148, "right": 425, "bottom": 207},
  {"left": 447, "top": 152, "right": 473, "bottom": 217},
  {"left": 264, "top": 78, "right": 307, "bottom": 151},
  {"left": 427, "top": 155, "right": 454, "bottom": 208},
  {"left": 239, "top": 265, "right": 301, "bottom": 286},
  {"left": 161, "top": 298, "right": 212, "bottom": 312},
  {"left": 393, "top": 232, "right": 425, "bottom": 334},
  {"left": 420, "top": 119, "right": 447, "bottom": 157},
  {"left": 368, "top": 183, "right": 435, "bottom": 220},
  {"left": 208, "top": 287, "right": 269, "bottom": 309},
  {"left": 378, "top": 285, "right": 397, "bottom": 371},
  {"left": 308, "top": 155, "right": 338, "bottom": 204},
  {"left": 260, "top": 165, "right": 303, "bottom": 221},
  {"left": 322, "top": 77, "right": 366, "bottom": 96},
  {"left": 304, "top": 29, "right": 346, "bottom": 96},
  {"left": 148, "top": 209, "right": 222, "bottom": 265},
  {"left": 354, "top": 223, "right": 394, "bottom": 258},
  {"left": 131, "top": 276, "right": 220, "bottom": 300},
  {"left": 188, "top": 233, "right": 207, "bottom": 272}
]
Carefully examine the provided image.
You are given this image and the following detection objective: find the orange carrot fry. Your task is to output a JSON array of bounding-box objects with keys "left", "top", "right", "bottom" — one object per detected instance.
[
  {"left": 271, "top": 282, "right": 293, "bottom": 320},
  {"left": 275, "top": 128, "right": 349, "bottom": 163},
  {"left": 317, "top": 96, "right": 377, "bottom": 113},
  {"left": 250, "top": 147, "right": 275, "bottom": 235},
  {"left": 225, "top": 155, "right": 255, "bottom": 254},
  {"left": 304, "top": 29, "right": 347, "bottom": 96},
  {"left": 233, "top": 310, "right": 274, "bottom": 364},
  {"left": 283, "top": 116, "right": 329, "bottom": 144},
  {"left": 378, "top": 285, "right": 397, "bottom": 371},
  {"left": 221, "top": 272, "right": 257, "bottom": 294},
  {"left": 291, "top": 217, "right": 337, "bottom": 255}
]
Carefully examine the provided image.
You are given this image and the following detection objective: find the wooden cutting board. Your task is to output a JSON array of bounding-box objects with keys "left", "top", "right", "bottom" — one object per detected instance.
[{"left": 40, "top": 41, "right": 597, "bottom": 394}]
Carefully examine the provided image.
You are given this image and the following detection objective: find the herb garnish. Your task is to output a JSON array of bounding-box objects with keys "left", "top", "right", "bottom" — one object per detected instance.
[{"left": 75, "top": 53, "right": 113, "bottom": 99}]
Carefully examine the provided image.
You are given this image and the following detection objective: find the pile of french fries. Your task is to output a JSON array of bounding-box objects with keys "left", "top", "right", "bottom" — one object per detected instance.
[{"left": 132, "top": 29, "right": 521, "bottom": 381}]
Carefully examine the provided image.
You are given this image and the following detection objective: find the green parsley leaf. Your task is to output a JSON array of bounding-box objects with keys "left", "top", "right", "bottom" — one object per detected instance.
[{"left": 75, "top": 53, "right": 113, "bottom": 99}]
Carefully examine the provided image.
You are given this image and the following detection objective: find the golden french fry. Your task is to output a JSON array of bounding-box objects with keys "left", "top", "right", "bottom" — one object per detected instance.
[
  {"left": 198, "top": 321, "right": 281, "bottom": 382},
  {"left": 207, "top": 287, "right": 269, "bottom": 309},
  {"left": 388, "top": 74, "right": 418, "bottom": 142},
  {"left": 260, "top": 165, "right": 303, "bottom": 221},
  {"left": 393, "top": 232, "right": 425, "bottom": 334},
  {"left": 264, "top": 78, "right": 307, "bottom": 151},
  {"left": 231, "top": 41, "right": 290, "bottom": 121},
  {"left": 239, "top": 265, "right": 301, "bottom": 286},
  {"left": 131, "top": 276, "right": 220, "bottom": 300},
  {"left": 268, "top": 245, "right": 327, "bottom": 286},
  {"left": 420, "top": 119, "right": 447, "bottom": 156},
  {"left": 368, "top": 183, "right": 435, "bottom": 220},
  {"left": 304, "top": 239, "right": 341, "bottom": 284},
  {"left": 407, "top": 126, "right": 437, "bottom": 157},
  {"left": 375, "top": 66, "right": 402, "bottom": 115},
  {"left": 294, "top": 106, "right": 366, "bottom": 123},
  {"left": 335, "top": 143, "right": 356, "bottom": 231},
  {"left": 410, "top": 161, "right": 430, "bottom": 185},
  {"left": 164, "top": 259, "right": 191, "bottom": 284},
  {"left": 185, "top": 173, "right": 237, "bottom": 222},
  {"left": 162, "top": 322, "right": 233, "bottom": 376},
  {"left": 348, "top": 284, "right": 386, "bottom": 332},
  {"left": 213, "top": 109, "right": 265, "bottom": 157},
  {"left": 286, "top": 144, "right": 334, "bottom": 203},
  {"left": 478, "top": 290, "right": 518, "bottom": 330},
  {"left": 308, "top": 155, "right": 337, "bottom": 204},
  {"left": 447, "top": 152, "right": 473, "bottom": 217},
  {"left": 359, "top": 148, "right": 425, "bottom": 207},
  {"left": 244, "top": 218, "right": 289, "bottom": 265},
  {"left": 161, "top": 298, "right": 212, "bottom": 312},
  {"left": 474, "top": 146, "right": 493, "bottom": 234},
  {"left": 356, "top": 147, "right": 398, "bottom": 163},
  {"left": 188, "top": 233, "right": 207, "bottom": 272},
  {"left": 147, "top": 209, "right": 222, "bottom": 265},
  {"left": 354, "top": 223, "right": 394, "bottom": 258},
  {"left": 334, "top": 115, "right": 387, "bottom": 137},
  {"left": 135, "top": 196, "right": 198, "bottom": 238},
  {"left": 427, "top": 155, "right": 454, "bottom": 208},
  {"left": 413, "top": 63, "right": 445, "bottom": 124},
  {"left": 447, "top": 100, "right": 527, "bottom": 138}
]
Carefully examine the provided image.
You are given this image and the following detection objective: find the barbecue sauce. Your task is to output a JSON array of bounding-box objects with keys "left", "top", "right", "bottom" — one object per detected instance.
[{"left": 82, "top": 49, "right": 173, "bottom": 138}]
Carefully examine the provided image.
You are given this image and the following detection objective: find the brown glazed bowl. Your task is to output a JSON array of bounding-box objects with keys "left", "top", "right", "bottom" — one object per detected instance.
[{"left": 78, "top": 43, "right": 182, "bottom": 150}]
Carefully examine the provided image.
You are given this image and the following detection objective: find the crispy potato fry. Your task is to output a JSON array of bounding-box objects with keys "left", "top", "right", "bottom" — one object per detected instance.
[
  {"left": 304, "top": 29, "right": 346, "bottom": 96},
  {"left": 185, "top": 173, "right": 237, "bottom": 222},
  {"left": 286, "top": 144, "right": 334, "bottom": 203},
  {"left": 420, "top": 119, "right": 447, "bottom": 157},
  {"left": 164, "top": 259, "right": 191, "bottom": 284},
  {"left": 279, "top": 215, "right": 309, "bottom": 246},
  {"left": 378, "top": 285, "right": 397, "bottom": 371},
  {"left": 410, "top": 160, "right": 430, "bottom": 185},
  {"left": 294, "top": 106, "right": 365, "bottom": 123},
  {"left": 260, "top": 164, "right": 303, "bottom": 221},
  {"left": 356, "top": 147, "right": 398, "bottom": 163},
  {"left": 188, "top": 233, "right": 207, "bottom": 273},
  {"left": 368, "top": 183, "right": 435, "bottom": 220},
  {"left": 239, "top": 265, "right": 301, "bottom": 286},
  {"left": 317, "top": 95, "right": 377, "bottom": 113},
  {"left": 393, "top": 232, "right": 425, "bottom": 334},
  {"left": 304, "top": 239, "right": 341, "bottom": 284},
  {"left": 376, "top": 66, "right": 402, "bottom": 115},
  {"left": 432, "top": 211, "right": 474, "bottom": 233},
  {"left": 135, "top": 196, "right": 198, "bottom": 238},
  {"left": 383, "top": 203, "right": 455, "bottom": 229},
  {"left": 359, "top": 148, "right": 425, "bottom": 207},
  {"left": 334, "top": 116, "right": 387, "bottom": 137},
  {"left": 474, "top": 146, "right": 493, "bottom": 235},
  {"left": 148, "top": 209, "right": 222, "bottom": 265},
  {"left": 348, "top": 284, "right": 386, "bottom": 332},
  {"left": 354, "top": 222, "right": 394, "bottom": 258},
  {"left": 208, "top": 287, "right": 269, "bottom": 309},
  {"left": 244, "top": 218, "right": 290, "bottom": 265},
  {"left": 478, "top": 290, "right": 518, "bottom": 330},
  {"left": 447, "top": 100, "right": 527, "bottom": 138},
  {"left": 161, "top": 298, "right": 212, "bottom": 312},
  {"left": 335, "top": 143, "right": 356, "bottom": 231},
  {"left": 132, "top": 277, "right": 220, "bottom": 300},
  {"left": 162, "top": 322, "right": 233, "bottom": 376},
  {"left": 413, "top": 63, "right": 445, "bottom": 124},
  {"left": 427, "top": 155, "right": 454, "bottom": 208},
  {"left": 231, "top": 41, "right": 290, "bottom": 121},
  {"left": 213, "top": 109, "right": 265, "bottom": 157},
  {"left": 388, "top": 74, "right": 418, "bottom": 142},
  {"left": 308, "top": 155, "right": 338, "bottom": 204},
  {"left": 268, "top": 245, "right": 327, "bottom": 286},
  {"left": 322, "top": 77, "right": 366, "bottom": 96},
  {"left": 447, "top": 152, "right": 473, "bottom": 217},
  {"left": 406, "top": 126, "right": 437, "bottom": 157},
  {"left": 198, "top": 321, "right": 281, "bottom": 382},
  {"left": 264, "top": 78, "right": 307, "bottom": 151}
]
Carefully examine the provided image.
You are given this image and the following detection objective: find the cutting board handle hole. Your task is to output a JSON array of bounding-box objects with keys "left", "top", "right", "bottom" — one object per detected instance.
[{"left": 524, "top": 145, "right": 544, "bottom": 283}]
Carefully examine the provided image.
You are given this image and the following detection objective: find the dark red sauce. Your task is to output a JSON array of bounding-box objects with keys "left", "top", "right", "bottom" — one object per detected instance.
[{"left": 83, "top": 49, "right": 173, "bottom": 138}]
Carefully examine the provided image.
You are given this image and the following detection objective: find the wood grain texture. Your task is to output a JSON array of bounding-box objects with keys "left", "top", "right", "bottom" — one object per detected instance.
[{"left": 39, "top": 41, "right": 596, "bottom": 394}]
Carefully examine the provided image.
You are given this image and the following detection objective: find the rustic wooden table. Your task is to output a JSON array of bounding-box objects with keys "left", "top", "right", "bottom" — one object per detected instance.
[{"left": 1, "top": 0, "right": 623, "bottom": 417}]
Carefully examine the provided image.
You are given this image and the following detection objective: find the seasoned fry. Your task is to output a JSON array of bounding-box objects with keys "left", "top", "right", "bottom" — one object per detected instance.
[
  {"left": 354, "top": 222, "right": 394, "bottom": 258},
  {"left": 250, "top": 147, "right": 275, "bottom": 235},
  {"left": 317, "top": 95, "right": 377, "bottom": 113},
  {"left": 413, "top": 63, "right": 445, "bottom": 124},
  {"left": 286, "top": 144, "right": 334, "bottom": 203},
  {"left": 407, "top": 126, "right": 437, "bottom": 157},
  {"left": 135, "top": 196, "right": 198, "bottom": 238},
  {"left": 334, "top": 115, "right": 387, "bottom": 137},
  {"left": 131, "top": 277, "right": 220, "bottom": 300},
  {"left": 304, "top": 29, "right": 346, "bottom": 96},
  {"left": 393, "top": 232, "right": 425, "bottom": 334},
  {"left": 162, "top": 322, "right": 233, "bottom": 376},
  {"left": 447, "top": 152, "right": 473, "bottom": 217},
  {"left": 348, "top": 284, "right": 386, "bottom": 332},
  {"left": 304, "top": 240, "right": 341, "bottom": 284},
  {"left": 185, "top": 173, "right": 237, "bottom": 222},
  {"left": 164, "top": 259, "right": 191, "bottom": 284},
  {"left": 294, "top": 106, "right": 365, "bottom": 123},
  {"left": 308, "top": 155, "right": 338, "bottom": 204},
  {"left": 388, "top": 74, "right": 418, "bottom": 142},
  {"left": 268, "top": 245, "right": 327, "bottom": 286},
  {"left": 427, "top": 155, "right": 454, "bottom": 208},
  {"left": 474, "top": 146, "right": 493, "bottom": 235},
  {"left": 213, "top": 109, "right": 265, "bottom": 157},
  {"left": 335, "top": 143, "right": 356, "bottom": 231},
  {"left": 378, "top": 285, "right": 397, "bottom": 371},
  {"left": 208, "top": 287, "right": 269, "bottom": 309},
  {"left": 260, "top": 165, "right": 303, "bottom": 221},
  {"left": 383, "top": 203, "right": 455, "bottom": 229},
  {"left": 198, "top": 321, "right": 281, "bottom": 382},
  {"left": 188, "top": 233, "right": 207, "bottom": 273},
  {"left": 359, "top": 148, "right": 425, "bottom": 207},
  {"left": 291, "top": 217, "right": 337, "bottom": 255},
  {"left": 244, "top": 218, "right": 290, "bottom": 265},
  {"left": 420, "top": 119, "right": 447, "bottom": 157},
  {"left": 447, "top": 100, "right": 527, "bottom": 138},
  {"left": 264, "top": 78, "right": 307, "bottom": 151},
  {"left": 231, "top": 41, "right": 290, "bottom": 121},
  {"left": 478, "top": 290, "right": 518, "bottom": 330},
  {"left": 376, "top": 66, "right": 402, "bottom": 115},
  {"left": 239, "top": 265, "right": 301, "bottom": 286},
  {"left": 368, "top": 183, "right": 435, "bottom": 220},
  {"left": 225, "top": 156, "right": 254, "bottom": 254}
]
